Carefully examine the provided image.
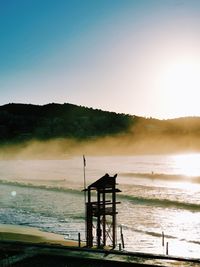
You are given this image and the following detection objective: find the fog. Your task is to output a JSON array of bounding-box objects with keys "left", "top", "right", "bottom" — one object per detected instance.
[{"left": 0, "top": 130, "right": 200, "bottom": 160}]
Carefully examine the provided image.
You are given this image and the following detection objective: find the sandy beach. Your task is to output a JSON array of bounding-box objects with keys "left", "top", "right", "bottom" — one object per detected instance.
[{"left": 0, "top": 223, "right": 78, "bottom": 247}]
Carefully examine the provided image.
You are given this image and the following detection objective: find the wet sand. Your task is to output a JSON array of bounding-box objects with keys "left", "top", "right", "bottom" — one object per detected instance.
[{"left": 0, "top": 223, "right": 78, "bottom": 246}]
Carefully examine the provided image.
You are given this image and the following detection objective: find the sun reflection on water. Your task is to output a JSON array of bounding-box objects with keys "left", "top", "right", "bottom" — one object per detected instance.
[
  {"left": 164, "top": 210, "right": 200, "bottom": 258},
  {"left": 171, "top": 153, "right": 200, "bottom": 177}
]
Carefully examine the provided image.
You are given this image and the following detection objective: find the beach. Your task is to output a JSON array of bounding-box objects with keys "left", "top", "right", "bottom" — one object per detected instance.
[{"left": 0, "top": 223, "right": 78, "bottom": 247}]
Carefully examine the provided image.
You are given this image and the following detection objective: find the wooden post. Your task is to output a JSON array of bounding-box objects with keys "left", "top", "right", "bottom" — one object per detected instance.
[
  {"left": 120, "top": 225, "right": 125, "bottom": 249},
  {"left": 78, "top": 233, "right": 81, "bottom": 247},
  {"left": 162, "top": 231, "right": 164, "bottom": 247},
  {"left": 119, "top": 243, "right": 122, "bottom": 251},
  {"left": 166, "top": 242, "right": 169, "bottom": 255}
]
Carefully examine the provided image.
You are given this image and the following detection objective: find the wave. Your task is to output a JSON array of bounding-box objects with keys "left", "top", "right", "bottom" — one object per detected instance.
[
  {"left": 0, "top": 179, "right": 82, "bottom": 195},
  {"left": 1, "top": 179, "right": 200, "bottom": 212},
  {"left": 121, "top": 225, "right": 200, "bottom": 246},
  {"left": 119, "top": 194, "right": 200, "bottom": 211},
  {"left": 120, "top": 172, "right": 200, "bottom": 183},
  {"left": 121, "top": 224, "right": 175, "bottom": 239}
]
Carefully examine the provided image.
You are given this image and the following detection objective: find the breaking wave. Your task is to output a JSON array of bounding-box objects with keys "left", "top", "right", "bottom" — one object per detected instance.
[
  {"left": 121, "top": 225, "right": 200, "bottom": 246},
  {"left": 1, "top": 179, "right": 200, "bottom": 212},
  {"left": 121, "top": 224, "right": 175, "bottom": 239},
  {"left": 0, "top": 179, "right": 82, "bottom": 195},
  {"left": 119, "top": 194, "right": 200, "bottom": 211},
  {"left": 120, "top": 172, "right": 200, "bottom": 183}
]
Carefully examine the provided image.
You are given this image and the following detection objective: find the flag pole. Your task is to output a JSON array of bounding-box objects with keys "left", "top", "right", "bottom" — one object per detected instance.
[
  {"left": 83, "top": 155, "right": 87, "bottom": 243},
  {"left": 83, "top": 155, "right": 86, "bottom": 203}
]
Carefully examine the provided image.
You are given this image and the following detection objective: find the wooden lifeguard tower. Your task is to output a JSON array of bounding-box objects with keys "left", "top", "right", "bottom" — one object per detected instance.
[{"left": 84, "top": 173, "right": 121, "bottom": 248}]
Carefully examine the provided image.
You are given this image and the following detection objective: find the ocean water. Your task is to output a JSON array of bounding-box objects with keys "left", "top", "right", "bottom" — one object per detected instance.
[{"left": 1, "top": 154, "right": 200, "bottom": 259}]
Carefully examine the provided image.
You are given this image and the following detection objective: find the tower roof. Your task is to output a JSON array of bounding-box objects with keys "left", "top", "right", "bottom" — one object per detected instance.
[{"left": 87, "top": 173, "right": 120, "bottom": 191}]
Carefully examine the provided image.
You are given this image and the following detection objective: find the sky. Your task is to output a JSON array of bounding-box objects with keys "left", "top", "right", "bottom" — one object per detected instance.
[{"left": 1, "top": 0, "right": 200, "bottom": 119}]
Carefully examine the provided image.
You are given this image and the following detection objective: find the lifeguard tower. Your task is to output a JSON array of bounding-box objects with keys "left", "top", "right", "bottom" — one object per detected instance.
[{"left": 84, "top": 173, "right": 121, "bottom": 248}]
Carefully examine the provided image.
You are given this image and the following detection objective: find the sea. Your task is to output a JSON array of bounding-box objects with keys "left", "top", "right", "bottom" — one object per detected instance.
[{"left": 1, "top": 154, "right": 200, "bottom": 260}]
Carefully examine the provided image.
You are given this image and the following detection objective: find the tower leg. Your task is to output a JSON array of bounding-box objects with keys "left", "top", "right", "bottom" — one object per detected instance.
[
  {"left": 97, "top": 190, "right": 101, "bottom": 248},
  {"left": 112, "top": 185, "right": 116, "bottom": 249}
]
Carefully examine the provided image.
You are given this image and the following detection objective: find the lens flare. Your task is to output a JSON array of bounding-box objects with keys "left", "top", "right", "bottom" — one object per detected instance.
[{"left": 11, "top": 191, "right": 17, "bottom": 197}]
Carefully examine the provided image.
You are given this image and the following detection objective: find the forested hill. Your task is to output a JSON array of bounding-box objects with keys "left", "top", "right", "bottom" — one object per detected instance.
[
  {"left": 0, "top": 103, "right": 133, "bottom": 142},
  {"left": 1, "top": 103, "right": 200, "bottom": 152}
]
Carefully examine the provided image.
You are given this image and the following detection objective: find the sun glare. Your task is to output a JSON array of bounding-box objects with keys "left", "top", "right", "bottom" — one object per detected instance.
[
  {"left": 165, "top": 61, "right": 200, "bottom": 89},
  {"left": 172, "top": 153, "right": 200, "bottom": 177}
]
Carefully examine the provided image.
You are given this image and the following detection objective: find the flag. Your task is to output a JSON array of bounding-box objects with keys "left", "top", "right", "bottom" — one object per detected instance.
[{"left": 83, "top": 155, "right": 86, "bottom": 167}]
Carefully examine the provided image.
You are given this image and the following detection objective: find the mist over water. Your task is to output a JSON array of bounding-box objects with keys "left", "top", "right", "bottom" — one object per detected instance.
[
  {"left": 1, "top": 124, "right": 200, "bottom": 159},
  {"left": 1, "top": 154, "right": 200, "bottom": 259}
]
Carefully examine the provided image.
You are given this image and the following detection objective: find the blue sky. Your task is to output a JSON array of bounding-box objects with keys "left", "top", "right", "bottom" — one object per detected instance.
[{"left": 1, "top": 0, "right": 200, "bottom": 119}]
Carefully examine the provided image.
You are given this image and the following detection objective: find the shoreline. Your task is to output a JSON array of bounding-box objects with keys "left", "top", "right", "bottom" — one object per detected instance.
[{"left": 0, "top": 223, "right": 78, "bottom": 247}]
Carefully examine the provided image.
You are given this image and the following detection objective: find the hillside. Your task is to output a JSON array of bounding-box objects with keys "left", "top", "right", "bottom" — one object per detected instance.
[{"left": 0, "top": 103, "right": 133, "bottom": 142}]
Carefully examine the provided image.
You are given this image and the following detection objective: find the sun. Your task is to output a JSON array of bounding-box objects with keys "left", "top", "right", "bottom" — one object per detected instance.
[
  {"left": 158, "top": 59, "right": 200, "bottom": 117},
  {"left": 165, "top": 61, "right": 199, "bottom": 89}
]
